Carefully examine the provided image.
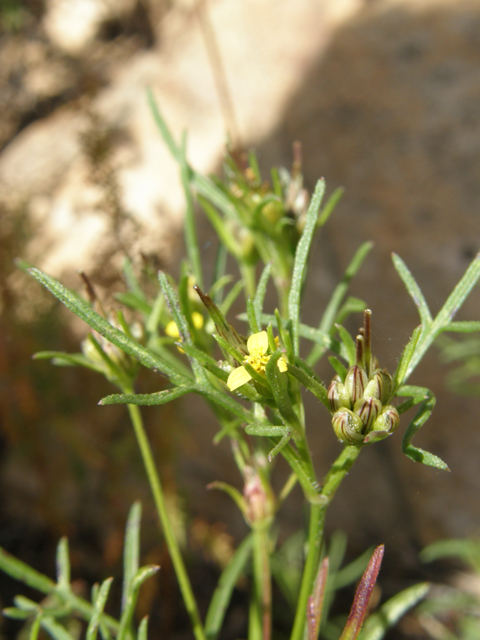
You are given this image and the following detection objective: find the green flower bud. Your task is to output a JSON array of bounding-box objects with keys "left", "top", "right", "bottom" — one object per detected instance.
[
  {"left": 353, "top": 397, "right": 382, "bottom": 429},
  {"left": 332, "top": 408, "right": 365, "bottom": 445},
  {"left": 364, "top": 370, "right": 392, "bottom": 404},
  {"left": 371, "top": 405, "right": 400, "bottom": 435},
  {"left": 344, "top": 365, "right": 368, "bottom": 404},
  {"left": 328, "top": 380, "right": 351, "bottom": 412}
]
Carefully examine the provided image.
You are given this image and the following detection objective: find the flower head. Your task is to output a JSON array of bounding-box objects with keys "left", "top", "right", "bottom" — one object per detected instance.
[{"left": 227, "top": 331, "right": 287, "bottom": 391}]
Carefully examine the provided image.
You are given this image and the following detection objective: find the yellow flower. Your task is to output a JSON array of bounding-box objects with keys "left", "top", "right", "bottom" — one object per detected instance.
[
  {"left": 165, "top": 311, "right": 204, "bottom": 338},
  {"left": 227, "top": 331, "right": 287, "bottom": 391}
]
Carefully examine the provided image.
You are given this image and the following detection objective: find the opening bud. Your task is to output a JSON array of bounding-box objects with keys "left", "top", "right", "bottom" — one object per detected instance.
[
  {"left": 332, "top": 408, "right": 364, "bottom": 445},
  {"left": 353, "top": 397, "right": 382, "bottom": 430},
  {"left": 328, "top": 380, "right": 351, "bottom": 412},
  {"left": 364, "top": 370, "right": 392, "bottom": 404},
  {"left": 345, "top": 365, "right": 368, "bottom": 404},
  {"left": 371, "top": 405, "right": 400, "bottom": 435}
]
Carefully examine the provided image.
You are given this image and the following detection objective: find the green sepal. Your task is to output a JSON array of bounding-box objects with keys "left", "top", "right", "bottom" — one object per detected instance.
[{"left": 265, "top": 352, "right": 302, "bottom": 435}]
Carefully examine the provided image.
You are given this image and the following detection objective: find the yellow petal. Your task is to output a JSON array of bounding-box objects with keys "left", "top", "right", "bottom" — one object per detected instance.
[
  {"left": 227, "top": 366, "right": 252, "bottom": 391},
  {"left": 247, "top": 331, "right": 268, "bottom": 356},
  {"left": 277, "top": 357, "right": 288, "bottom": 373},
  {"left": 165, "top": 320, "right": 180, "bottom": 338},
  {"left": 192, "top": 312, "right": 204, "bottom": 330}
]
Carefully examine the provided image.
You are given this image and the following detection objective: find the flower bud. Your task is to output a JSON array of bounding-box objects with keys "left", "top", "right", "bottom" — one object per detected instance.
[
  {"left": 332, "top": 409, "right": 365, "bottom": 445},
  {"left": 371, "top": 405, "right": 400, "bottom": 435},
  {"left": 344, "top": 365, "right": 368, "bottom": 404},
  {"left": 363, "top": 370, "right": 392, "bottom": 404},
  {"left": 353, "top": 397, "right": 382, "bottom": 430},
  {"left": 328, "top": 380, "right": 351, "bottom": 412}
]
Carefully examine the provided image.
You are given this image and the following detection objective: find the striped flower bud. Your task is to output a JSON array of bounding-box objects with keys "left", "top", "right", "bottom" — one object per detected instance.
[
  {"left": 372, "top": 405, "right": 400, "bottom": 435},
  {"left": 328, "top": 380, "right": 351, "bottom": 412},
  {"left": 332, "top": 409, "right": 365, "bottom": 445},
  {"left": 344, "top": 365, "right": 368, "bottom": 404},
  {"left": 363, "top": 370, "right": 392, "bottom": 405},
  {"left": 353, "top": 397, "right": 382, "bottom": 430}
]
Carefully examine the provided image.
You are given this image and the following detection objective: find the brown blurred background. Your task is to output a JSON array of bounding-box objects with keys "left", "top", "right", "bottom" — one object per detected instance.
[{"left": 1, "top": 0, "right": 480, "bottom": 637}]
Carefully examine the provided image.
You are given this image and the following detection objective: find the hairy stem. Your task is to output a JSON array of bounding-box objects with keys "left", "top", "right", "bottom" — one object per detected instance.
[{"left": 290, "top": 445, "right": 362, "bottom": 640}]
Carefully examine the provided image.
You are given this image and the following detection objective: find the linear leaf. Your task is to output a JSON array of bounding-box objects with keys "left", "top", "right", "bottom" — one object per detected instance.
[
  {"left": 397, "top": 386, "right": 449, "bottom": 471},
  {"left": 137, "top": 616, "right": 149, "bottom": 640},
  {"left": 27, "top": 269, "right": 190, "bottom": 386},
  {"left": 40, "top": 617, "right": 77, "bottom": 640},
  {"left": 100, "top": 386, "right": 193, "bottom": 406},
  {"left": 122, "top": 503, "right": 141, "bottom": 612},
  {"left": 158, "top": 271, "right": 206, "bottom": 383},
  {"left": 359, "top": 582, "right": 429, "bottom": 640},
  {"left": 86, "top": 578, "right": 114, "bottom": 640},
  {"left": 205, "top": 535, "right": 254, "bottom": 640},
  {"left": 253, "top": 263, "right": 272, "bottom": 328},
  {"left": 289, "top": 180, "right": 326, "bottom": 355},
  {"left": 56, "top": 538, "right": 70, "bottom": 591},
  {"left": 117, "top": 566, "right": 160, "bottom": 640},
  {"left": 392, "top": 254, "right": 432, "bottom": 325}
]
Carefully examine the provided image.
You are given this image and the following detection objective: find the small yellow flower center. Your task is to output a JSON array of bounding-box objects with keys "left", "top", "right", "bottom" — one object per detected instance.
[{"left": 244, "top": 351, "right": 270, "bottom": 374}]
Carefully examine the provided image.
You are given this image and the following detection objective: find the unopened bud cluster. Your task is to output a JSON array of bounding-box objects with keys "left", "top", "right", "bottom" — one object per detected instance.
[{"left": 328, "top": 311, "right": 400, "bottom": 446}]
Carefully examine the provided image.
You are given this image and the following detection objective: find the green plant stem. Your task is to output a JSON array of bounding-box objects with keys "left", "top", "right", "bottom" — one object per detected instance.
[
  {"left": 126, "top": 402, "right": 207, "bottom": 640},
  {"left": 290, "top": 445, "right": 362, "bottom": 640},
  {"left": 252, "top": 525, "right": 272, "bottom": 640}
]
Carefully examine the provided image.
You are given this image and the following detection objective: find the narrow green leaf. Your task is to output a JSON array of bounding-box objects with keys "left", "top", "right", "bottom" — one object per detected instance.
[
  {"left": 27, "top": 268, "right": 190, "bottom": 386},
  {"left": 117, "top": 566, "right": 160, "bottom": 640},
  {"left": 286, "top": 364, "right": 330, "bottom": 410},
  {"left": 115, "top": 291, "right": 152, "bottom": 317},
  {"left": 40, "top": 617, "right": 77, "bottom": 640},
  {"left": 335, "top": 325, "right": 356, "bottom": 367},
  {"left": 335, "top": 297, "right": 367, "bottom": 326},
  {"left": 56, "top": 538, "right": 70, "bottom": 591},
  {"left": 392, "top": 253, "right": 432, "bottom": 325},
  {"left": 179, "top": 132, "right": 203, "bottom": 289},
  {"left": 122, "top": 503, "right": 141, "bottom": 612},
  {"left": 178, "top": 343, "right": 229, "bottom": 382},
  {"left": 397, "top": 386, "right": 450, "bottom": 471},
  {"left": 439, "top": 321, "right": 480, "bottom": 333},
  {"left": 86, "top": 578, "right": 114, "bottom": 640},
  {"left": 359, "top": 582, "right": 429, "bottom": 640},
  {"left": 207, "top": 482, "right": 246, "bottom": 516},
  {"left": 100, "top": 386, "right": 193, "bottom": 406},
  {"left": 33, "top": 352, "right": 105, "bottom": 373},
  {"left": 246, "top": 298, "right": 260, "bottom": 334},
  {"left": 158, "top": 271, "right": 206, "bottom": 383},
  {"left": 205, "top": 534, "right": 254, "bottom": 640},
  {"left": 319, "top": 242, "right": 373, "bottom": 334},
  {"left": 404, "top": 251, "right": 480, "bottom": 379},
  {"left": 318, "top": 186, "right": 344, "bottom": 227},
  {"left": 0, "top": 547, "right": 55, "bottom": 593},
  {"left": 328, "top": 356, "right": 347, "bottom": 382},
  {"left": 147, "top": 88, "right": 180, "bottom": 159},
  {"left": 219, "top": 280, "right": 244, "bottom": 318},
  {"left": 392, "top": 326, "right": 422, "bottom": 392},
  {"left": 253, "top": 263, "right": 272, "bottom": 328},
  {"left": 137, "top": 616, "right": 149, "bottom": 640},
  {"left": 198, "top": 195, "right": 241, "bottom": 256},
  {"left": 289, "top": 180, "right": 326, "bottom": 355},
  {"left": 3, "top": 607, "right": 31, "bottom": 620}
]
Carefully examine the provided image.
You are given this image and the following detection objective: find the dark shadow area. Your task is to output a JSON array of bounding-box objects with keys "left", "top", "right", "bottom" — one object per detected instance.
[{"left": 252, "top": 0, "right": 480, "bottom": 614}]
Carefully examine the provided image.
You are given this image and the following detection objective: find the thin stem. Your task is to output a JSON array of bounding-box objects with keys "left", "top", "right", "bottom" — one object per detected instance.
[
  {"left": 252, "top": 526, "right": 272, "bottom": 640},
  {"left": 290, "top": 445, "right": 362, "bottom": 640},
  {"left": 126, "top": 403, "right": 207, "bottom": 640}
]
